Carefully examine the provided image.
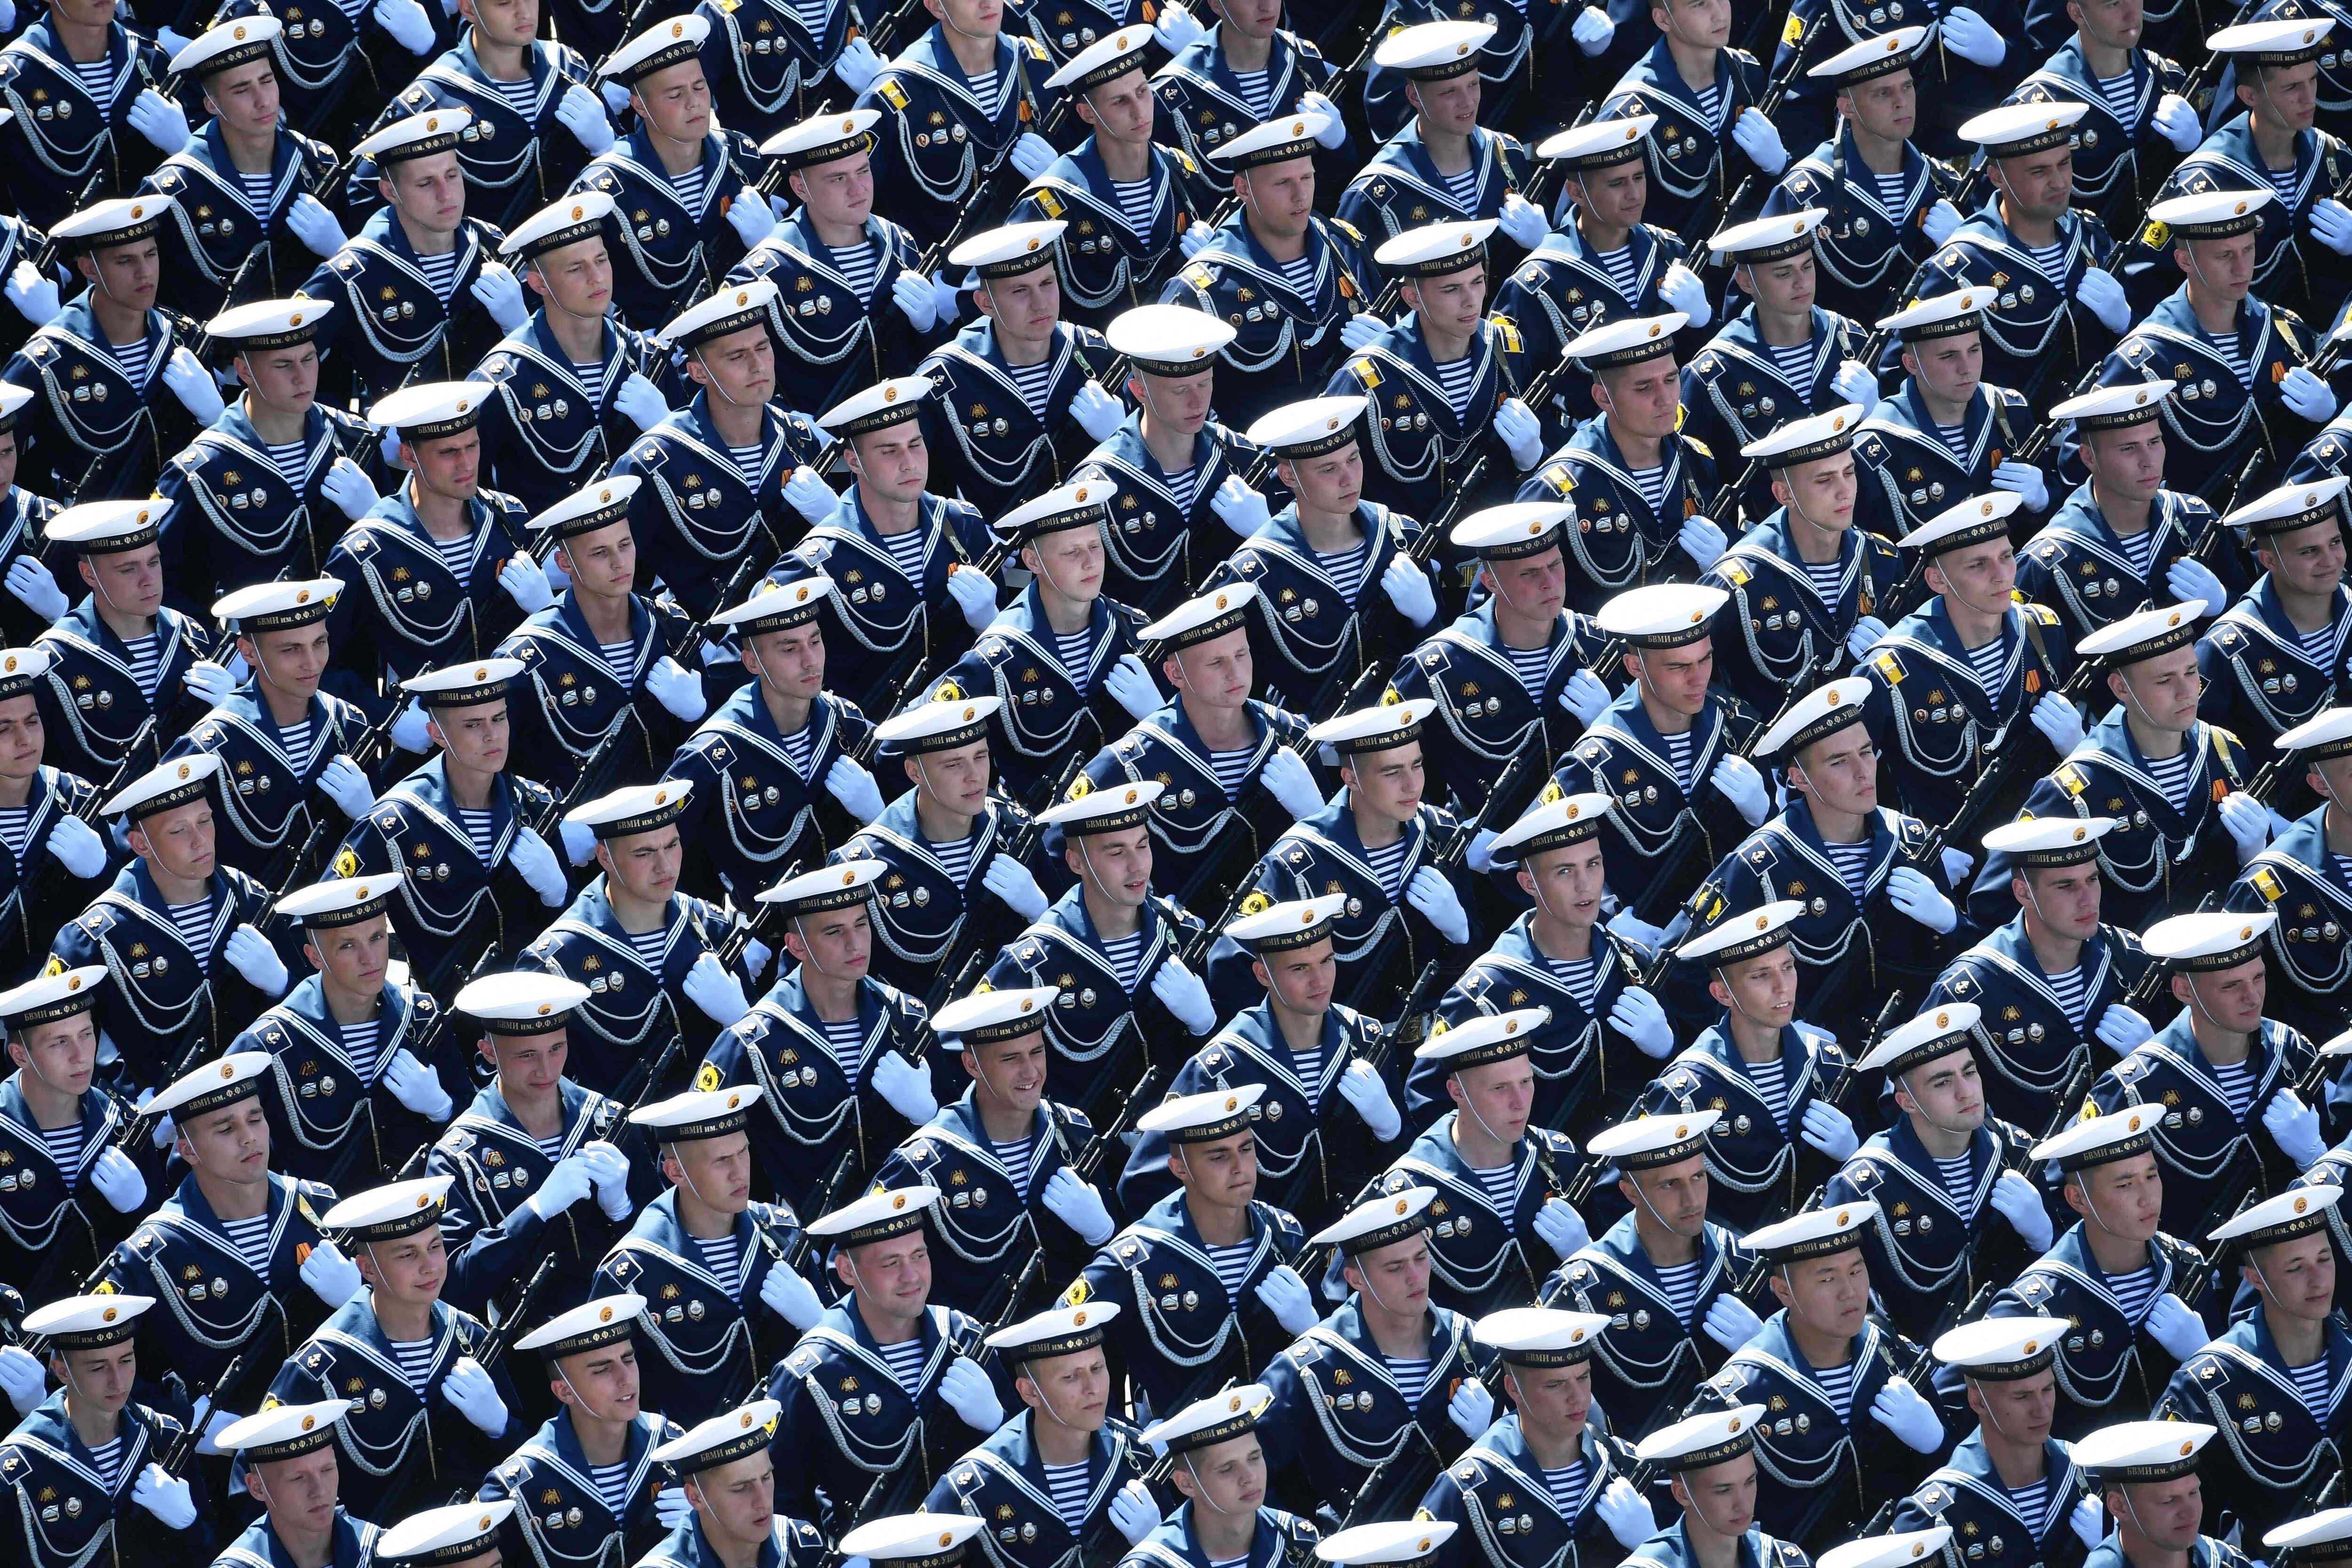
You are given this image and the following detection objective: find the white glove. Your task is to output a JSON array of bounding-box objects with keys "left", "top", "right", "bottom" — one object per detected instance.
[
  {"left": 1337, "top": 1058, "right": 1403, "bottom": 1141},
  {"left": 1731, "top": 107, "right": 1787, "bottom": 175},
  {"left": 1298, "top": 91, "right": 1349, "bottom": 147},
  {"left": 683, "top": 950, "right": 750, "bottom": 1027},
  {"left": 1608, "top": 907, "right": 1668, "bottom": 956},
  {"left": 2154, "top": 92, "right": 2202, "bottom": 152},
  {"left": 759, "top": 1262, "right": 825, "bottom": 1329},
  {"left": 1464, "top": 828, "right": 1500, "bottom": 874},
  {"left": 1151, "top": 955, "right": 1217, "bottom": 1036},
  {"left": 1498, "top": 192, "right": 1549, "bottom": 249},
  {"left": 598, "top": 77, "right": 629, "bottom": 112},
  {"left": 1179, "top": 224, "right": 1215, "bottom": 260},
  {"left": 1152, "top": 0, "right": 1204, "bottom": 53},
  {"left": 372, "top": 0, "right": 435, "bottom": 50},
  {"left": 1843, "top": 614, "right": 1891, "bottom": 664},
  {"left": 1704, "top": 1292, "right": 1764, "bottom": 1350},
  {"left": 2164, "top": 557, "right": 2227, "bottom": 617},
  {"left": 5, "top": 557, "right": 65, "bottom": 622},
  {"left": 275, "top": 194, "right": 346, "bottom": 263},
  {"left": 319, "top": 455, "right": 379, "bottom": 520},
  {"left": 2096, "top": 1003, "right": 2155, "bottom": 1054},
  {"left": 939, "top": 1357, "right": 1004, "bottom": 1432},
  {"left": 654, "top": 1486, "right": 694, "bottom": 1531},
  {"left": 1406, "top": 865, "right": 1470, "bottom": 944},
  {"left": 1831, "top": 358, "right": 1880, "bottom": 413},
  {"left": 553, "top": 81, "right": 615, "bottom": 155},
  {"left": 526, "top": 1154, "right": 597, "bottom": 1220},
  {"left": 1262, "top": 749, "right": 1324, "bottom": 819},
  {"left": 2283, "top": 365, "right": 2340, "bottom": 423},
  {"left": 2264, "top": 1087, "right": 2328, "bottom": 1170},
  {"left": 1658, "top": 261, "right": 1712, "bottom": 328},
  {"left": 608, "top": 370, "right": 668, "bottom": 434},
  {"left": 182, "top": 658, "right": 236, "bottom": 708},
  {"left": 1886, "top": 865, "right": 1958, "bottom": 933},
  {"left": 779, "top": 463, "right": 838, "bottom": 526},
  {"left": 1609, "top": 986, "right": 1676, "bottom": 1060},
  {"left": 0, "top": 1346, "right": 43, "bottom": 1417},
  {"left": 1559, "top": 668, "right": 1611, "bottom": 726},
  {"left": 1678, "top": 513, "right": 1728, "bottom": 571},
  {"left": 2312, "top": 199, "right": 2352, "bottom": 257},
  {"left": 946, "top": 562, "right": 999, "bottom": 631},
  {"left": 1041, "top": 1166, "right": 1117, "bottom": 1246},
  {"left": 2072, "top": 1496, "right": 2107, "bottom": 1550},
  {"left": 1711, "top": 753, "right": 1769, "bottom": 827},
  {"left": 1212, "top": 475, "right": 1272, "bottom": 538},
  {"left": 1990, "top": 1169, "right": 2054, "bottom": 1250},
  {"left": 2031, "top": 691, "right": 2085, "bottom": 756},
  {"left": 1071, "top": 380, "right": 1125, "bottom": 442},
  {"left": 983, "top": 853, "right": 1048, "bottom": 919},
  {"left": 2144, "top": 1293, "right": 2209, "bottom": 1360},
  {"left": 510, "top": 825, "right": 568, "bottom": 906},
  {"left": 833, "top": 35, "right": 883, "bottom": 91},
  {"left": 499, "top": 553, "right": 556, "bottom": 613},
  {"left": 1870, "top": 1377, "right": 1945, "bottom": 1453},
  {"left": 225, "top": 924, "right": 290, "bottom": 995},
  {"left": 1800, "top": 1098, "right": 1860, "bottom": 1160},
  {"left": 88, "top": 1145, "right": 146, "bottom": 1212},
  {"left": 2219, "top": 789, "right": 2272, "bottom": 863},
  {"left": 442, "top": 1356, "right": 509, "bottom": 1436},
  {"left": 1533, "top": 1196, "right": 1590, "bottom": 1258},
  {"left": 391, "top": 700, "right": 432, "bottom": 753},
  {"left": 580, "top": 1139, "right": 633, "bottom": 1220},
  {"left": 43, "top": 813, "right": 104, "bottom": 880},
  {"left": 382, "top": 1047, "right": 455, "bottom": 1121},
  {"left": 1448, "top": 1375, "right": 1497, "bottom": 1438},
  {"left": 1597, "top": 1477, "right": 1657, "bottom": 1548},
  {"left": 1381, "top": 554, "right": 1438, "bottom": 627},
  {"left": 646, "top": 655, "right": 707, "bottom": 722},
  {"left": 891, "top": 269, "right": 940, "bottom": 332},
  {"left": 1010, "top": 131, "right": 1058, "bottom": 181},
  {"left": 725, "top": 188, "right": 778, "bottom": 247},
  {"left": 1341, "top": 314, "right": 1387, "bottom": 351},
  {"left": 870, "top": 1051, "right": 939, "bottom": 1125},
  {"left": 131, "top": 1464, "right": 196, "bottom": 1529},
  {"left": 2075, "top": 267, "right": 2131, "bottom": 335},
  {"left": 300, "top": 1238, "right": 363, "bottom": 1307},
  {"left": 162, "top": 347, "right": 225, "bottom": 424},
  {"left": 318, "top": 754, "right": 375, "bottom": 820},
  {"left": 925, "top": 271, "right": 963, "bottom": 325},
  {"left": 1255, "top": 1264, "right": 1319, "bottom": 1334},
  {"left": 5, "top": 262, "right": 59, "bottom": 329},
  {"left": 1105, "top": 653, "right": 1161, "bottom": 720},
  {"left": 127, "top": 88, "right": 190, "bottom": 154},
  {"left": 1494, "top": 396, "right": 1544, "bottom": 470},
  {"left": 1922, "top": 199, "right": 1965, "bottom": 248},
  {"left": 826, "top": 756, "right": 886, "bottom": 822},
  {"left": 1939, "top": 5, "right": 2006, "bottom": 63},
  {"left": 1110, "top": 1480, "right": 1161, "bottom": 1545},
  {"left": 470, "top": 261, "right": 528, "bottom": 332}
]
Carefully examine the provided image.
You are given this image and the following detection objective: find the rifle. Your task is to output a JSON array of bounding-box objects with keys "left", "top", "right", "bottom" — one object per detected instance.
[
  {"left": 1690, "top": 8, "right": 1834, "bottom": 281},
  {"left": 266, "top": 694, "right": 410, "bottom": 903},
  {"left": 2122, "top": 751, "right": 2289, "bottom": 1012},
  {"left": 152, "top": 1353, "right": 246, "bottom": 1477}
]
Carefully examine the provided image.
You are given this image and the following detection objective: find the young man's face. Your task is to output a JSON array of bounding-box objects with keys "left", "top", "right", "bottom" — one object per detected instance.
[
  {"left": 8, "top": 1013, "right": 95, "bottom": 1097},
  {"left": 1448, "top": 1054, "right": 1534, "bottom": 1146},
  {"left": 2247, "top": 1231, "right": 2335, "bottom": 1322},
  {"left": 1596, "top": 354, "right": 1682, "bottom": 441},
  {"left": 1280, "top": 439, "right": 1364, "bottom": 515},
  {"left": 632, "top": 58, "right": 713, "bottom": 143},
  {"left": 237, "top": 341, "right": 322, "bottom": 422},
  {"left": 2256, "top": 516, "right": 2349, "bottom": 600},
  {"left": 1022, "top": 525, "right": 1107, "bottom": 603},
  {"left": 245, "top": 622, "right": 332, "bottom": 704},
  {"left": 2111, "top": 646, "right": 2203, "bottom": 734},
  {"left": 784, "top": 901, "right": 873, "bottom": 981},
  {"left": 1343, "top": 740, "right": 1425, "bottom": 822},
  {"left": 181, "top": 1097, "right": 272, "bottom": 1186},
  {"left": 1739, "top": 251, "right": 1817, "bottom": 318},
  {"left": 1169, "top": 1128, "right": 1259, "bottom": 1207},
  {"left": 836, "top": 1231, "right": 931, "bottom": 1323},
  {"left": 689, "top": 326, "right": 777, "bottom": 411},
  {"left": 745, "top": 621, "right": 826, "bottom": 699},
  {"left": 528, "top": 236, "right": 616, "bottom": 322},
  {"left": 2111, "top": 1475, "right": 2203, "bottom": 1551},
  {"left": 1964, "top": 1367, "right": 2056, "bottom": 1448},
  {"left": 2173, "top": 954, "right": 2266, "bottom": 1034},
  {"left": 1788, "top": 722, "right": 1878, "bottom": 818},
  {"left": 132, "top": 799, "right": 217, "bottom": 882},
  {"left": 1344, "top": 1231, "right": 1431, "bottom": 1315},
  {"left": 689, "top": 1451, "right": 776, "bottom": 1544},
  {"left": 1253, "top": 936, "right": 1335, "bottom": 1013},
  {"left": 1772, "top": 451, "right": 1857, "bottom": 532},
  {"left": 2066, "top": 0, "right": 2143, "bottom": 49},
  {"left": 248, "top": 1446, "right": 340, "bottom": 1534},
  {"left": 1519, "top": 838, "right": 1605, "bottom": 929},
  {"left": 1996, "top": 146, "right": 2075, "bottom": 225},
  {"left": 461, "top": 0, "right": 541, "bottom": 48},
  {"left": 427, "top": 698, "right": 511, "bottom": 775},
  {"left": 1840, "top": 70, "right": 1916, "bottom": 141},
  {"left": 1926, "top": 536, "right": 2016, "bottom": 612},
  {"left": 1769, "top": 1246, "right": 1870, "bottom": 1337},
  {"left": 1905, "top": 330, "right": 1984, "bottom": 408},
  {"left": 1174, "top": 1433, "right": 1267, "bottom": 1514},
  {"left": 965, "top": 1032, "right": 1048, "bottom": 1114},
  {"left": 54, "top": 1340, "right": 137, "bottom": 1416},
  {"left": 1239, "top": 158, "right": 1317, "bottom": 240},
  {"left": 1571, "top": 159, "right": 1650, "bottom": 233},
  {"left": 978, "top": 266, "right": 1064, "bottom": 348},
  {"left": 1674, "top": 1452, "right": 1758, "bottom": 1538},
  {"left": 925, "top": 0, "right": 1003, "bottom": 37},
  {"left": 790, "top": 151, "right": 877, "bottom": 231},
  {"left": 2082, "top": 420, "right": 2168, "bottom": 506},
  {"left": 307, "top": 914, "right": 393, "bottom": 996},
  {"left": 558, "top": 520, "right": 637, "bottom": 602},
  {"left": 2065, "top": 1152, "right": 2163, "bottom": 1242},
  {"left": 666, "top": 1131, "right": 754, "bottom": 1213},
  {"left": 598, "top": 824, "right": 683, "bottom": 905},
  {"left": 1065, "top": 824, "right": 1151, "bottom": 908},
  {"left": 1167, "top": 626, "right": 1252, "bottom": 707},
  {"left": 0, "top": 694, "right": 47, "bottom": 781},
  {"left": 2016, "top": 859, "right": 2103, "bottom": 940},
  {"left": 78, "top": 239, "right": 160, "bottom": 315},
  {"left": 553, "top": 1339, "right": 642, "bottom": 1423},
  {"left": 359, "top": 1226, "right": 449, "bottom": 1307},
  {"left": 1134, "top": 366, "right": 1214, "bottom": 436},
  {"left": 1016, "top": 1345, "right": 1110, "bottom": 1431},
  {"left": 1405, "top": 264, "right": 1486, "bottom": 338},
  {"left": 1708, "top": 946, "right": 1797, "bottom": 1029},
  {"left": 1405, "top": 70, "right": 1482, "bottom": 137},
  {"left": 1479, "top": 545, "right": 1568, "bottom": 624},
  {"left": 1652, "top": 0, "right": 1731, "bottom": 45},
  {"left": 1504, "top": 1358, "right": 1594, "bottom": 1440},
  {"left": 1623, "top": 1152, "right": 1710, "bottom": 1237},
  {"left": 849, "top": 423, "right": 929, "bottom": 503},
  {"left": 1080, "top": 69, "right": 1156, "bottom": 145},
  {"left": 481, "top": 1027, "right": 568, "bottom": 1099},
  {"left": 79, "top": 544, "right": 165, "bottom": 619},
  {"left": 1212, "top": 0, "right": 1282, "bottom": 40},
  {"left": 1629, "top": 637, "right": 1714, "bottom": 717},
  {"left": 1896, "top": 1048, "right": 1986, "bottom": 1136},
  {"left": 403, "top": 427, "right": 482, "bottom": 503},
  {"left": 383, "top": 153, "right": 467, "bottom": 236},
  {"left": 906, "top": 738, "right": 992, "bottom": 816},
  {"left": 2240, "top": 60, "right": 2319, "bottom": 133},
  {"left": 2177, "top": 232, "right": 2257, "bottom": 302}
]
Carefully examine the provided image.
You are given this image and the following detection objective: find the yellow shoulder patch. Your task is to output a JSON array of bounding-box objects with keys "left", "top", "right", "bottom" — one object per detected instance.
[
  {"left": 1683, "top": 435, "right": 1712, "bottom": 459},
  {"left": 1782, "top": 10, "right": 1805, "bottom": 43},
  {"left": 1035, "top": 189, "right": 1064, "bottom": 218},
  {"left": 695, "top": 1062, "right": 722, "bottom": 1090},
  {"left": 2252, "top": 866, "right": 2287, "bottom": 903},
  {"left": 1721, "top": 559, "right": 1751, "bottom": 587},
  {"left": 1874, "top": 650, "right": 1905, "bottom": 685},
  {"left": 2057, "top": 764, "right": 2088, "bottom": 796},
  {"left": 877, "top": 79, "right": 909, "bottom": 110},
  {"left": 1353, "top": 360, "right": 1382, "bottom": 389}
]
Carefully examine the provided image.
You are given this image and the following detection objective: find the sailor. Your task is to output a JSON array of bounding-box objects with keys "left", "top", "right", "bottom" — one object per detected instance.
[
  {"left": 1595, "top": 0, "right": 1780, "bottom": 241},
  {"left": 833, "top": 693, "right": 1051, "bottom": 998},
  {"left": 1927, "top": 816, "right": 2154, "bottom": 1130},
  {"left": 234, "top": 876, "right": 461, "bottom": 1189},
  {"left": 298, "top": 111, "right": 524, "bottom": 408},
  {"left": 0, "top": 390, "right": 61, "bottom": 652},
  {"left": 772, "top": 375, "right": 995, "bottom": 716},
  {"left": 1115, "top": 1383, "right": 1323, "bottom": 1568},
  {"left": 99, "top": 1051, "right": 362, "bottom": 1428},
  {"left": 569, "top": 16, "right": 776, "bottom": 329},
  {"left": 1850, "top": 289, "right": 2044, "bottom": 549},
  {"left": 694, "top": 860, "right": 939, "bottom": 1210},
  {"left": 152, "top": 300, "right": 381, "bottom": 610},
  {"left": 207, "top": 1399, "right": 385, "bottom": 1568},
  {"left": 1769, "top": 0, "right": 2023, "bottom": 159},
  {"left": 2004, "top": 0, "right": 2198, "bottom": 236},
  {"left": 2071, "top": 1421, "right": 2247, "bottom": 1568},
  {"left": 871, "top": 983, "right": 1116, "bottom": 1314},
  {"left": 0, "top": 968, "right": 141, "bottom": 1312},
  {"left": 1765, "top": 31, "right": 1965, "bottom": 328},
  {"left": 1515, "top": 313, "right": 1721, "bottom": 620},
  {"left": 320, "top": 382, "right": 543, "bottom": 694},
  {"left": 613, "top": 282, "right": 832, "bottom": 627},
  {"left": 0, "top": 1293, "right": 208, "bottom": 1566},
  {"left": 466, "top": 194, "right": 680, "bottom": 519},
  {"left": 1158, "top": 110, "right": 1383, "bottom": 434},
  {"left": 2229, "top": 708, "right": 2352, "bottom": 1037},
  {"left": 1633, "top": 902, "right": 1858, "bottom": 1229},
  {"left": 1858, "top": 490, "right": 2082, "bottom": 829},
  {"left": 422, "top": 971, "right": 634, "bottom": 1320},
  {"left": 1335, "top": 24, "right": 1535, "bottom": 247},
  {"left": 1356, "top": 0, "right": 1587, "bottom": 147},
  {"left": 1120, "top": 891, "right": 1402, "bottom": 1219},
  {"left": 695, "top": 0, "right": 876, "bottom": 147},
  {"left": 266, "top": 1175, "right": 522, "bottom": 1519},
  {"left": 201, "top": 0, "right": 436, "bottom": 145},
  {"left": 2198, "top": 483, "right": 2352, "bottom": 811},
  {"left": 2155, "top": 1185, "right": 2352, "bottom": 1542},
  {"left": 480, "top": 1293, "right": 691, "bottom": 1568},
  {"left": 1150, "top": 0, "right": 1346, "bottom": 177},
  {"left": 662, "top": 576, "right": 880, "bottom": 908},
  {"left": 636, "top": 1398, "right": 827, "bottom": 1568},
  {"left": 0, "top": 197, "right": 218, "bottom": 504},
  {"left": 1206, "top": 395, "right": 1429, "bottom": 717},
  {"left": 1067, "top": 1085, "right": 1317, "bottom": 1415},
  {"left": 981, "top": 783, "right": 1211, "bottom": 1116},
  {"left": 2098, "top": 189, "right": 2339, "bottom": 500},
  {"left": 766, "top": 1184, "right": 1009, "bottom": 1533},
  {"left": 1620, "top": 1406, "right": 1809, "bottom": 1568},
  {"left": 326, "top": 658, "right": 567, "bottom": 992},
  {"left": 1820, "top": 1002, "right": 2053, "bottom": 1339},
  {"left": 167, "top": 578, "right": 378, "bottom": 881},
  {"left": 930, "top": 481, "right": 1157, "bottom": 808},
  {"left": 1685, "top": 1201, "right": 1949, "bottom": 1541},
  {"left": 374, "top": 1502, "right": 521, "bottom": 1568},
  {"left": 1699, "top": 408, "right": 1903, "bottom": 713},
  {"left": 1893, "top": 1318, "right": 2103, "bottom": 1568},
  {"left": 730, "top": 110, "right": 943, "bottom": 420},
  {"left": 1542, "top": 1111, "right": 1764, "bottom": 1439},
  {"left": 595, "top": 1084, "right": 824, "bottom": 1428},
  {"left": 1068, "top": 304, "right": 1258, "bottom": 613},
  {"left": 923, "top": 1302, "right": 1166, "bottom": 1563},
  {"left": 0, "top": 0, "right": 178, "bottom": 232},
  {"left": 1682, "top": 209, "right": 1878, "bottom": 522},
  {"left": 0, "top": 649, "right": 109, "bottom": 979}
]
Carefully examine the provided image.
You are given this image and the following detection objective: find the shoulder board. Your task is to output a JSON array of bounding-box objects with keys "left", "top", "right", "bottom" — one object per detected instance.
[
  {"left": 876, "top": 77, "right": 910, "bottom": 109},
  {"left": 1719, "top": 559, "right": 1751, "bottom": 587},
  {"left": 1683, "top": 435, "right": 1712, "bottom": 459},
  {"left": 2026, "top": 603, "right": 2058, "bottom": 625},
  {"left": 1873, "top": 649, "right": 1905, "bottom": 684},
  {"left": 2056, "top": 764, "right": 2088, "bottom": 796},
  {"left": 2251, "top": 865, "right": 2288, "bottom": 902},
  {"left": 1330, "top": 217, "right": 1364, "bottom": 242},
  {"left": 1023, "top": 36, "right": 1049, "bottom": 57}
]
